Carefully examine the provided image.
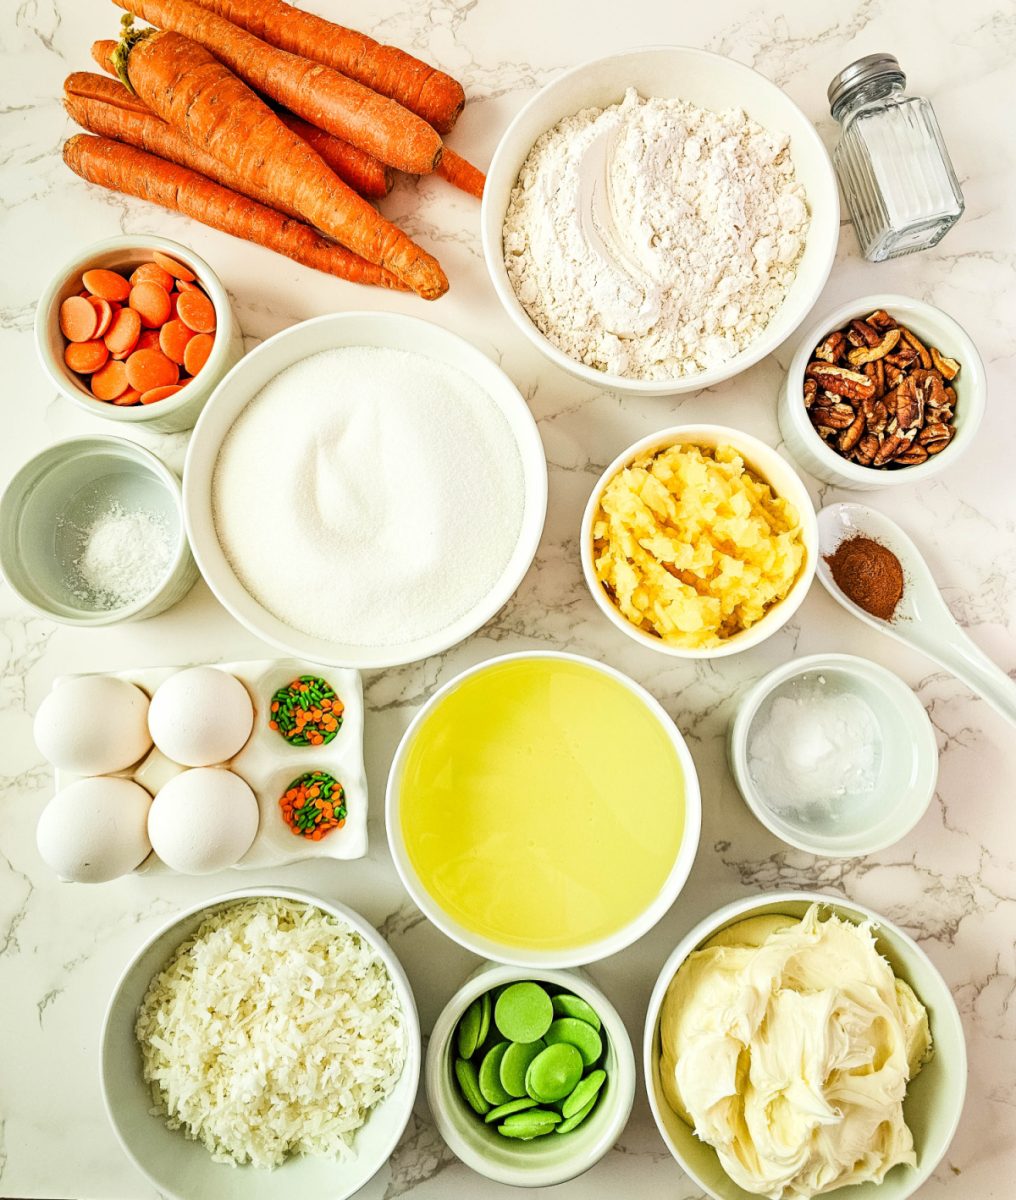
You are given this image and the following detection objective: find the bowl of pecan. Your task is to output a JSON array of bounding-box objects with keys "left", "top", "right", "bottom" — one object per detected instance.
[{"left": 777, "top": 294, "right": 985, "bottom": 489}]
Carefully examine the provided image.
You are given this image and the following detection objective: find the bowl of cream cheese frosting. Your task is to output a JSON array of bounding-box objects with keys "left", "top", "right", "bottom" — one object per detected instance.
[
  {"left": 643, "top": 892, "right": 966, "bottom": 1200},
  {"left": 483, "top": 47, "right": 839, "bottom": 396}
]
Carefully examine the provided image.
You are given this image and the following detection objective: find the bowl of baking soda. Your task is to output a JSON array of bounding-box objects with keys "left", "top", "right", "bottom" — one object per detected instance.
[
  {"left": 0, "top": 435, "right": 197, "bottom": 625},
  {"left": 728, "top": 652, "right": 938, "bottom": 856}
]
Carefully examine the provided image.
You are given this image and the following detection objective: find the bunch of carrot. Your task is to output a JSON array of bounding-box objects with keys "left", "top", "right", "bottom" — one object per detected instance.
[{"left": 61, "top": 0, "right": 487, "bottom": 299}]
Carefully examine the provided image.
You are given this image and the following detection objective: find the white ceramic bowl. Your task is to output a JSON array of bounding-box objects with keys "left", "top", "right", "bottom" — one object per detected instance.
[
  {"left": 184, "top": 312, "right": 547, "bottom": 669},
  {"left": 35, "top": 235, "right": 243, "bottom": 433},
  {"left": 101, "top": 886, "right": 421, "bottom": 1200},
  {"left": 386, "top": 650, "right": 701, "bottom": 968},
  {"left": 644, "top": 891, "right": 967, "bottom": 1200},
  {"left": 778, "top": 294, "right": 986, "bottom": 489},
  {"left": 580, "top": 425, "right": 818, "bottom": 658},
  {"left": 482, "top": 46, "right": 839, "bottom": 396},
  {"left": 0, "top": 435, "right": 198, "bottom": 624},
  {"left": 728, "top": 653, "right": 939, "bottom": 856},
  {"left": 425, "top": 963, "right": 636, "bottom": 1188}
]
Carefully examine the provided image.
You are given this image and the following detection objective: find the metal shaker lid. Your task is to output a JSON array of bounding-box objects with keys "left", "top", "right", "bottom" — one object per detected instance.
[{"left": 828, "top": 53, "right": 906, "bottom": 115}]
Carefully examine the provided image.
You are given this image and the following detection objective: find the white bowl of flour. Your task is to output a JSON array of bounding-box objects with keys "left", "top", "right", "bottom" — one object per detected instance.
[
  {"left": 483, "top": 47, "right": 839, "bottom": 395},
  {"left": 183, "top": 313, "right": 547, "bottom": 668}
]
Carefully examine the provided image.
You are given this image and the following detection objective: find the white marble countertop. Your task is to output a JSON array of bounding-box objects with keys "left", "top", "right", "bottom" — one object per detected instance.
[{"left": 2, "top": 1, "right": 1014, "bottom": 1197}]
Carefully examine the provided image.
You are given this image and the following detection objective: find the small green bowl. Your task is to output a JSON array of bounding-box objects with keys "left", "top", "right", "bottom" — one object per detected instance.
[
  {"left": 425, "top": 963, "right": 636, "bottom": 1188},
  {"left": 0, "top": 435, "right": 198, "bottom": 625}
]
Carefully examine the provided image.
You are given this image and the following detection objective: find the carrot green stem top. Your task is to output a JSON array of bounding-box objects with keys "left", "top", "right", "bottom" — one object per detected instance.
[{"left": 112, "top": 13, "right": 155, "bottom": 92}]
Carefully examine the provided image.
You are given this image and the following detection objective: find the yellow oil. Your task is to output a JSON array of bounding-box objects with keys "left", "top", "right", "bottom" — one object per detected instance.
[{"left": 398, "top": 657, "right": 686, "bottom": 951}]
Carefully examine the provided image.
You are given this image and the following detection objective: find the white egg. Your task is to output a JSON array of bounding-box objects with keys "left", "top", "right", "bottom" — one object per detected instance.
[
  {"left": 147, "top": 767, "right": 259, "bottom": 874},
  {"left": 148, "top": 667, "right": 254, "bottom": 767},
  {"left": 36, "top": 777, "right": 152, "bottom": 883},
  {"left": 34, "top": 675, "right": 152, "bottom": 776}
]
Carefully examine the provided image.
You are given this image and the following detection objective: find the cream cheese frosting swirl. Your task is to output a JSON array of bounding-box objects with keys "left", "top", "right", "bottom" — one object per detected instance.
[{"left": 659, "top": 905, "right": 932, "bottom": 1199}]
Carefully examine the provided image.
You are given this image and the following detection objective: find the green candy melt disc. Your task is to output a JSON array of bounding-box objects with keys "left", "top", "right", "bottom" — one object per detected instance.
[
  {"left": 484, "top": 1097, "right": 538, "bottom": 1124},
  {"left": 478, "top": 1041, "right": 513, "bottom": 1106},
  {"left": 555, "top": 1093, "right": 599, "bottom": 1133},
  {"left": 545, "top": 1016, "right": 603, "bottom": 1067},
  {"left": 561, "top": 1068, "right": 606, "bottom": 1118},
  {"left": 456, "top": 998, "right": 484, "bottom": 1060},
  {"left": 494, "top": 981, "right": 554, "bottom": 1043},
  {"left": 498, "top": 1108, "right": 562, "bottom": 1140},
  {"left": 551, "top": 992, "right": 602, "bottom": 1032},
  {"left": 454, "top": 1057, "right": 490, "bottom": 1115},
  {"left": 499, "top": 1037, "right": 545, "bottom": 1098},
  {"left": 524, "top": 1042, "right": 584, "bottom": 1103}
]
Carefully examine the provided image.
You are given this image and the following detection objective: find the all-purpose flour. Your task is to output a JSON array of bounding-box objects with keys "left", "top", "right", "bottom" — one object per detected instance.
[
  {"left": 212, "top": 347, "right": 525, "bottom": 648},
  {"left": 503, "top": 88, "right": 810, "bottom": 380}
]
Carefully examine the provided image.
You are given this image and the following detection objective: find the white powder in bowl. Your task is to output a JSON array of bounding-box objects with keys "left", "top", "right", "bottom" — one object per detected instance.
[
  {"left": 212, "top": 346, "right": 525, "bottom": 647},
  {"left": 503, "top": 88, "right": 810, "bottom": 380}
]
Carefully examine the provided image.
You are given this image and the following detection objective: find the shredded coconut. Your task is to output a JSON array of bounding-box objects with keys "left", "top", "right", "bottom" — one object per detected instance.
[
  {"left": 136, "top": 897, "right": 407, "bottom": 1169},
  {"left": 503, "top": 88, "right": 810, "bottom": 380}
]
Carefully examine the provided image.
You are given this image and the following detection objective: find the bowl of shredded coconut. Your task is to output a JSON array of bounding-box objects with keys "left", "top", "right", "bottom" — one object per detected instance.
[
  {"left": 483, "top": 47, "right": 839, "bottom": 394},
  {"left": 184, "top": 312, "right": 547, "bottom": 669},
  {"left": 101, "top": 888, "right": 420, "bottom": 1200}
]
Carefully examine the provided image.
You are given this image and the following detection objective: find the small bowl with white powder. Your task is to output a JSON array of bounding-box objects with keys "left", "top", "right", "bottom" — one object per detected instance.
[
  {"left": 483, "top": 47, "right": 839, "bottom": 395},
  {"left": 0, "top": 436, "right": 197, "bottom": 625},
  {"left": 185, "top": 312, "right": 546, "bottom": 668},
  {"left": 728, "top": 652, "right": 939, "bottom": 857}
]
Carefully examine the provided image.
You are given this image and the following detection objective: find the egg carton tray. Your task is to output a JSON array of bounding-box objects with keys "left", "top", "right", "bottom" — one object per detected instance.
[{"left": 52, "top": 658, "right": 366, "bottom": 870}]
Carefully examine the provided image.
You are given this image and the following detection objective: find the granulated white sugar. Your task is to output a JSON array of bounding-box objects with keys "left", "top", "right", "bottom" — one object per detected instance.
[{"left": 212, "top": 346, "right": 525, "bottom": 647}]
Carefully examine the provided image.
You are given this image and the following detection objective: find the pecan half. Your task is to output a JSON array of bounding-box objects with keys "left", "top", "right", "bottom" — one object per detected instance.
[
  {"left": 854, "top": 433, "right": 880, "bottom": 466},
  {"left": 847, "top": 319, "right": 881, "bottom": 348},
  {"left": 910, "top": 367, "right": 947, "bottom": 410},
  {"left": 862, "top": 358, "right": 886, "bottom": 399},
  {"left": 838, "top": 409, "right": 866, "bottom": 454},
  {"left": 893, "top": 444, "right": 930, "bottom": 466},
  {"left": 847, "top": 327, "right": 902, "bottom": 366},
  {"left": 866, "top": 309, "right": 898, "bottom": 331},
  {"left": 901, "top": 327, "right": 933, "bottom": 369},
  {"left": 872, "top": 428, "right": 916, "bottom": 466},
  {"left": 889, "top": 378, "right": 921, "bottom": 429},
  {"left": 917, "top": 422, "right": 953, "bottom": 453},
  {"left": 930, "top": 346, "right": 961, "bottom": 380},
  {"left": 814, "top": 331, "right": 848, "bottom": 362},
  {"left": 810, "top": 403, "right": 857, "bottom": 431},
  {"left": 861, "top": 395, "right": 888, "bottom": 433},
  {"left": 803, "top": 377, "right": 818, "bottom": 408},
  {"left": 805, "top": 362, "right": 876, "bottom": 401}
]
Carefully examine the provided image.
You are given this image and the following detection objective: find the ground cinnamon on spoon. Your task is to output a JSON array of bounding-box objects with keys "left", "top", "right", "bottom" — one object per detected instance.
[{"left": 825, "top": 535, "right": 904, "bottom": 621}]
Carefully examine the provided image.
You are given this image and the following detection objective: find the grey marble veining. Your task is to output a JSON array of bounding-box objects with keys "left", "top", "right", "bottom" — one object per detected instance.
[{"left": 1, "top": 1, "right": 1014, "bottom": 1197}]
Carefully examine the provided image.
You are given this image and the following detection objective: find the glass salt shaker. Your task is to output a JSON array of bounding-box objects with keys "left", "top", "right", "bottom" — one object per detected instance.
[{"left": 828, "top": 53, "right": 964, "bottom": 261}]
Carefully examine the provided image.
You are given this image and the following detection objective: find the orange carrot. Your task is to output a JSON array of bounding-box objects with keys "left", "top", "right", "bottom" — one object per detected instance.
[
  {"left": 65, "top": 79, "right": 306, "bottom": 220},
  {"left": 76, "top": 63, "right": 390, "bottom": 201},
  {"left": 274, "top": 109, "right": 392, "bottom": 201},
  {"left": 184, "top": 0, "right": 465, "bottom": 133},
  {"left": 435, "top": 148, "right": 486, "bottom": 200},
  {"left": 106, "top": 25, "right": 446, "bottom": 297},
  {"left": 112, "top": 0, "right": 443, "bottom": 175},
  {"left": 63, "top": 135, "right": 410, "bottom": 291}
]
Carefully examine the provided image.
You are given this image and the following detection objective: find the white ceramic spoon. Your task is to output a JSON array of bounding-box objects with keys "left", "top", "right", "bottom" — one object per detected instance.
[{"left": 816, "top": 502, "right": 1016, "bottom": 727}]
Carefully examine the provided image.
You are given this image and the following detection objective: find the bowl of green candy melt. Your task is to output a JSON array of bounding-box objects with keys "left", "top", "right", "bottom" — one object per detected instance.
[{"left": 424, "top": 963, "right": 636, "bottom": 1187}]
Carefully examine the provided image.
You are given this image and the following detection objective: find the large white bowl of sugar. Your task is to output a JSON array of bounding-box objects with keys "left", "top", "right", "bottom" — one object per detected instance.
[{"left": 184, "top": 312, "right": 547, "bottom": 668}]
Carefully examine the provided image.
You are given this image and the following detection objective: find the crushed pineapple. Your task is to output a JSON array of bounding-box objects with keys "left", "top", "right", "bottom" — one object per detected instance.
[{"left": 592, "top": 443, "right": 805, "bottom": 648}]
